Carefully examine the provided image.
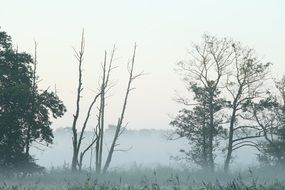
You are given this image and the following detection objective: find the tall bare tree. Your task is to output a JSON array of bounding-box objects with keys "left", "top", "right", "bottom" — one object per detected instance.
[
  {"left": 71, "top": 31, "right": 108, "bottom": 172},
  {"left": 224, "top": 44, "right": 271, "bottom": 172},
  {"left": 95, "top": 48, "right": 115, "bottom": 174},
  {"left": 103, "top": 44, "right": 143, "bottom": 173},
  {"left": 71, "top": 31, "right": 85, "bottom": 171},
  {"left": 70, "top": 30, "right": 141, "bottom": 172}
]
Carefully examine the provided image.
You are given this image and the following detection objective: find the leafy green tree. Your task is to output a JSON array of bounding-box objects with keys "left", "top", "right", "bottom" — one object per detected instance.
[{"left": 0, "top": 29, "right": 66, "bottom": 173}]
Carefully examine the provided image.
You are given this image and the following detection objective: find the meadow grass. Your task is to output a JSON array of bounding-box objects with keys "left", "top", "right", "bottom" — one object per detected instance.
[{"left": 0, "top": 166, "right": 284, "bottom": 190}]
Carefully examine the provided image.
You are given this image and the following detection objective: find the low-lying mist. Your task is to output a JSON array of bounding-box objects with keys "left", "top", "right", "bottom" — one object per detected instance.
[{"left": 31, "top": 127, "right": 258, "bottom": 171}]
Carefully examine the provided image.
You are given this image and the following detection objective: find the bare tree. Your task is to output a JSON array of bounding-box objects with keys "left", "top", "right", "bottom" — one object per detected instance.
[
  {"left": 103, "top": 43, "right": 143, "bottom": 173},
  {"left": 71, "top": 31, "right": 110, "bottom": 172},
  {"left": 70, "top": 31, "right": 141, "bottom": 173},
  {"left": 95, "top": 48, "right": 115, "bottom": 174},
  {"left": 71, "top": 30, "right": 88, "bottom": 172},
  {"left": 77, "top": 91, "right": 101, "bottom": 170},
  {"left": 224, "top": 43, "right": 271, "bottom": 172}
]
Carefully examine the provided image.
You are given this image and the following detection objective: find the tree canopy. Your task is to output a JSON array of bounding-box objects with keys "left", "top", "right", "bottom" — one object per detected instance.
[
  {"left": 171, "top": 34, "right": 284, "bottom": 172},
  {"left": 0, "top": 29, "right": 66, "bottom": 173}
]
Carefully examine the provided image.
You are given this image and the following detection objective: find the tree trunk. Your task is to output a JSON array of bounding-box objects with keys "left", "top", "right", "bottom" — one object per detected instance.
[
  {"left": 71, "top": 145, "right": 78, "bottom": 171},
  {"left": 103, "top": 119, "right": 120, "bottom": 173},
  {"left": 208, "top": 95, "right": 215, "bottom": 172},
  {"left": 102, "top": 44, "right": 138, "bottom": 174},
  {"left": 224, "top": 87, "right": 241, "bottom": 172},
  {"left": 71, "top": 31, "right": 84, "bottom": 172},
  {"left": 25, "top": 127, "right": 31, "bottom": 155},
  {"left": 224, "top": 108, "right": 236, "bottom": 172}
]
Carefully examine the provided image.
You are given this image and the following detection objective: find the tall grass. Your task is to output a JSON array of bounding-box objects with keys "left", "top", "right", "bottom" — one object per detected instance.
[{"left": 0, "top": 166, "right": 284, "bottom": 190}]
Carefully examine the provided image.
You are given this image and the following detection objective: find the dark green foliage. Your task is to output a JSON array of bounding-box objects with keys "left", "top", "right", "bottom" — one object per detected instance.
[
  {"left": 0, "top": 29, "right": 66, "bottom": 173},
  {"left": 171, "top": 35, "right": 230, "bottom": 171},
  {"left": 170, "top": 83, "right": 227, "bottom": 169}
]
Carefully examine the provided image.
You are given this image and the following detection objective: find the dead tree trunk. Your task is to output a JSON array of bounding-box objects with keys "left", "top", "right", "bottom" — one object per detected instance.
[
  {"left": 103, "top": 44, "right": 142, "bottom": 173},
  {"left": 95, "top": 48, "right": 115, "bottom": 174},
  {"left": 71, "top": 31, "right": 85, "bottom": 172},
  {"left": 95, "top": 52, "right": 107, "bottom": 174},
  {"left": 77, "top": 92, "right": 101, "bottom": 171},
  {"left": 71, "top": 31, "right": 109, "bottom": 172}
]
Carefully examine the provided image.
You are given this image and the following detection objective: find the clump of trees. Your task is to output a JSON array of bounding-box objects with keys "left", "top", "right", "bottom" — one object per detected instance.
[
  {"left": 0, "top": 29, "right": 66, "bottom": 173},
  {"left": 0, "top": 28, "right": 142, "bottom": 174},
  {"left": 171, "top": 34, "right": 284, "bottom": 172},
  {"left": 70, "top": 31, "right": 142, "bottom": 173}
]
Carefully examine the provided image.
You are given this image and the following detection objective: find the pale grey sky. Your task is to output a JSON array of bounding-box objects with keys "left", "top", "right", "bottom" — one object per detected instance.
[{"left": 1, "top": 0, "right": 284, "bottom": 130}]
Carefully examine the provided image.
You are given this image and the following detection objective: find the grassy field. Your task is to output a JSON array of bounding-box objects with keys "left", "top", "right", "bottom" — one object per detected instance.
[{"left": 0, "top": 166, "right": 284, "bottom": 190}]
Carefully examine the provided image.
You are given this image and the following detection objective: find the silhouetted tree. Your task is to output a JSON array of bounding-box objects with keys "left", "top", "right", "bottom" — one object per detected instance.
[
  {"left": 71, "top": 30, "right": 85, "bottom": 172},
  {"left": 70, "top": 31, "right": 114, "bottom": 172},
  {"left": 70, "top": 31, "right": 142, "bottom": 173},
  {"left": 172, "top": 34, "right": 275, "bottom": 172},
  {"left": 252, "top": 76, "right": 285, "bottom": 166},
  {"left": 0, "top": 29, "right": 66, "bottom": 173},
  {"left": 172, "top": 35, "right": 230, "bottom": 172},
  {"left": 223, "top": 43, "right": 271, "bottom": 172},
  {"left": 103, "top": 44, "right": 143, "bottom": 173}
]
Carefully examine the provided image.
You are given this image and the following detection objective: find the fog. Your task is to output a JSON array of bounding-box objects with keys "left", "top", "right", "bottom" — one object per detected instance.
[
  {"left": 1, "top": 1, "right": 285, "bottom": 189},
  {"left": 30, "top": 127, "right": 258, "bottom": 171},
  {"left": 1, "top": 0, "right": 285, "bottom": 132}
]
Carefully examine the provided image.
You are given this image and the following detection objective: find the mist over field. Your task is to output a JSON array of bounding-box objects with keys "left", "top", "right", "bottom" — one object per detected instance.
[{"left": 30, "top": 127, "right": 258, "bottom": 170}]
